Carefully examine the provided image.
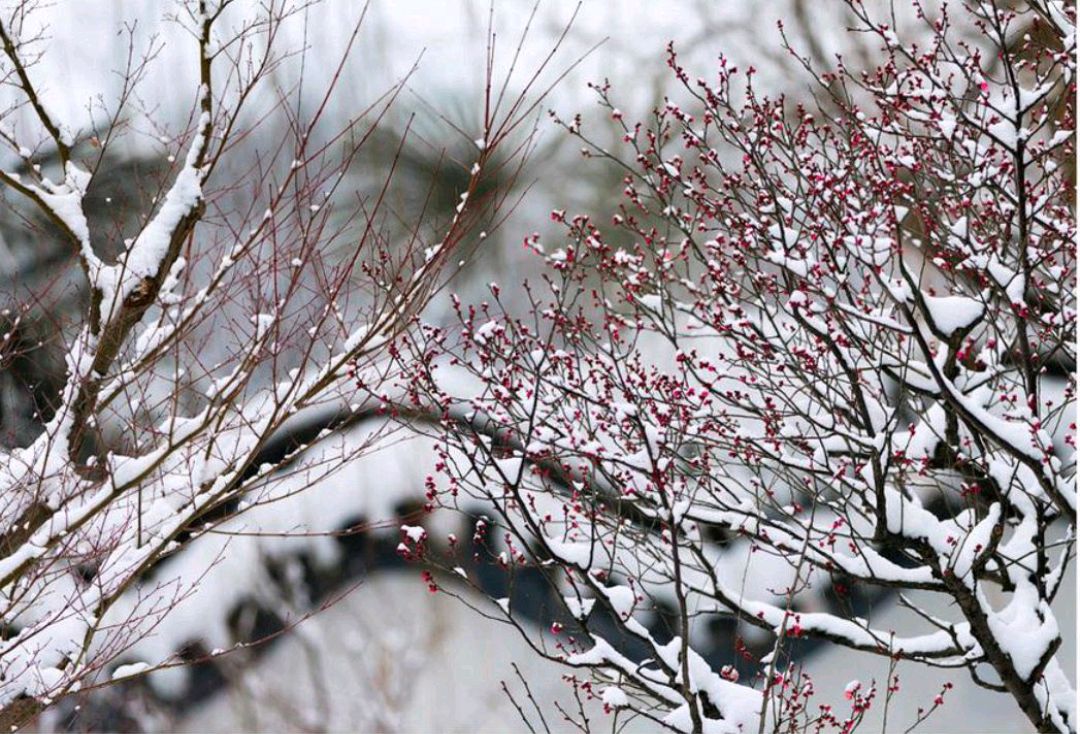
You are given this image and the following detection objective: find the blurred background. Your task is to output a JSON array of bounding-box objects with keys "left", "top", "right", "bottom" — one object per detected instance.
[{"left": 0, "top": 1, "right": 1072, "bottom": 732}]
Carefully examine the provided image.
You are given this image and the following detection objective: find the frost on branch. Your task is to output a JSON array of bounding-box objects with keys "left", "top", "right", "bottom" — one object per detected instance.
[{"left": 401, "top": 2, "right": 1076, "bottom": 732}]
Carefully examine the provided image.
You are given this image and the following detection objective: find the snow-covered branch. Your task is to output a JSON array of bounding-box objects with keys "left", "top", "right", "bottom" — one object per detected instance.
[
  {"left": 0, "top": 0, "right": 530, "bottom": 727},
  {"left": 399, "top": 2, "right": 1076, "bottom": 732}
]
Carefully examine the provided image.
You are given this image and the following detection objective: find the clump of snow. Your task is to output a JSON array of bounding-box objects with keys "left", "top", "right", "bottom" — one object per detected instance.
[
  {"left": 601, "top": 686, "right": 628, "bottom": 708},
  {"left": 112, "top": 662, "right": 151, "bottom": 680},
  {"left": 922, "top": 294, "right": 983, "bottom": 336}
]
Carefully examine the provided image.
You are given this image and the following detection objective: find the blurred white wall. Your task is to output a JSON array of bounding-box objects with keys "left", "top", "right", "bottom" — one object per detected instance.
[{"left": 173, "top": 568, "right": 1075, "bottom": 733}]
